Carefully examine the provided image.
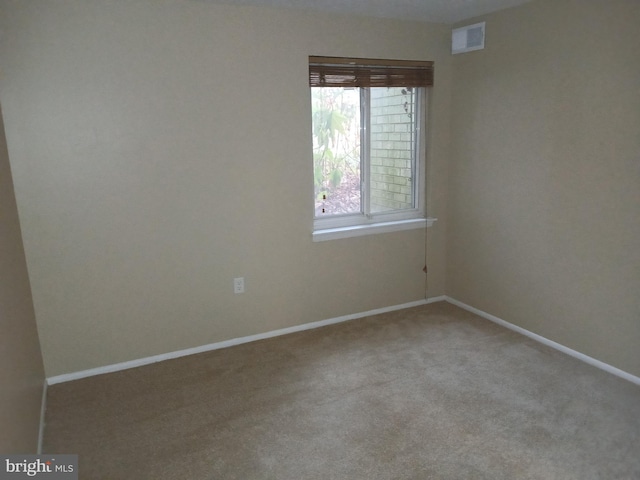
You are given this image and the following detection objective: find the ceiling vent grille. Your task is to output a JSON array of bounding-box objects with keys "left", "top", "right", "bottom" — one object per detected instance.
[{"left": 452, "top": 22, "right": 485, "bottom": 55}]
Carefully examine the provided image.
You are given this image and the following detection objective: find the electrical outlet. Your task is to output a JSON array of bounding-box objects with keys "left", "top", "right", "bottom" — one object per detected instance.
[{"left": 233, "top": 277, "right": 245, "bottom": 294}]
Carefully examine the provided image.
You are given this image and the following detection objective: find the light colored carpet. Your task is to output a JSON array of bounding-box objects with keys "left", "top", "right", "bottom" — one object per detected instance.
[{"left": 43, "top": 301, "right": 640, "bottom": 479}]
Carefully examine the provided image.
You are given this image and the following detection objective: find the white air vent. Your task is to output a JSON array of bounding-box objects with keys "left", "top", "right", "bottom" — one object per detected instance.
[{"left": 452, "top": 22, "right": 485, "bottom": 55}]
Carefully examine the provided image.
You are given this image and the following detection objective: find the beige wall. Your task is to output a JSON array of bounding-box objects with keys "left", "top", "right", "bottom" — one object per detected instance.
[
  {"left": 449, "top": 0, "right": 640, "bottom": 376},
  {"left": 0, "top": 103, "right": 45, "bottom": 452},
  {"left": 0, "top": 0, "right": 451, "bottom": 377},
  {"left": 4, "top": 0, "right": 636, "bottom": 383}
]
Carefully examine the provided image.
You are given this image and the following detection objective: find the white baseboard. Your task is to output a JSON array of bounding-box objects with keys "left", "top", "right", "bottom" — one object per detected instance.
[
  {"left": 37, "top": 379, "right": 47, "bottom": 454},
  {"left": 427, "top": 295, "right": 447, "bottom": 304},
  {"left": 445, "top": 296, "right": 640, "bottom": 386},
  {"left": 48, "top": 298, "right": 445, "bottom": 385},
  {"left": 46, "top": 295, "right": 639, "bottom": 387}
]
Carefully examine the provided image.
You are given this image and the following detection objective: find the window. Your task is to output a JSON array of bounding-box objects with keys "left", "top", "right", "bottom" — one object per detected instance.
[{"left": 309, "top": 56, "right": 434, "bottom": 240}]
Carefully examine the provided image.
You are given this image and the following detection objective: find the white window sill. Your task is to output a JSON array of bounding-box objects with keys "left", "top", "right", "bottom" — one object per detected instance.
[{"left": 313, "top": 217, "right": 437, "bottom": 242}]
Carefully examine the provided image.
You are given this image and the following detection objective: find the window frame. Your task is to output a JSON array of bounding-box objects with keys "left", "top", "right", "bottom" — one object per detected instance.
[
  {"left": 312, "top": 86, "right": 427, "bottom": 233},
  {"left": 309, "top": 56, "right": 434, "bottom": 241}
]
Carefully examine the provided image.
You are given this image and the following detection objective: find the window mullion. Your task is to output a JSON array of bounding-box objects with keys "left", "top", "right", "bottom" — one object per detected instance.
[
  {"left": 361, "top": 87, "right": 371, "bottom": 218},
  {"left": 415, "top": 88, "right": 426, "bottom": 213},
  {"left": 412, "top": 88, "right": 420, "bottom": 209}
]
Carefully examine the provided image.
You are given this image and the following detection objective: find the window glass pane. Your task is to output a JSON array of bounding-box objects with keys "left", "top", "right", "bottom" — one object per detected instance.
[
  {"left": 370, "top": 87, "right": 416, "bottom": 213},
  {"left": 311, "top": 87, "right": 361, "bottom": 217}
]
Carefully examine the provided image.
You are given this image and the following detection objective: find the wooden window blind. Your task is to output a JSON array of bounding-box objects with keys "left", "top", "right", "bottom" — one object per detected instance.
[{"left": 309, "top": 56, "right": 434, "bottom": 88}]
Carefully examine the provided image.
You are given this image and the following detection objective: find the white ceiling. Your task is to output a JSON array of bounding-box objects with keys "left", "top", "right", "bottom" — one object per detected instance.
[{"left": 205, "top": 0, "right": 533, "bottom": 24}]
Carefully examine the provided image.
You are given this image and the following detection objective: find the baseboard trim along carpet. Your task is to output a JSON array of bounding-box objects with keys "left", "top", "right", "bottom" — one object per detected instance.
[
  {"left": 37, "top": 379, "right": 47, "bottom": 454},
  {"left": 445, "top": 296, "right": 640, "bottom": 386},
  {"left": 47, "top": 297, "right": 446, "bottom": 385},
  {"left": 47, "top": 295, "right": 639, "bottom": 387}
]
